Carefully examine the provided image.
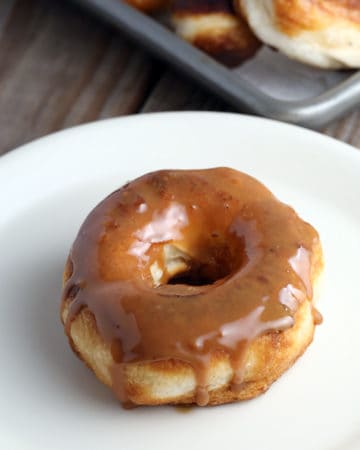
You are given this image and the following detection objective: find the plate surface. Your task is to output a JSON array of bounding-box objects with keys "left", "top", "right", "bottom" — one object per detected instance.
[{"left": 1, "top": 112, "right": 359, "bottom": 450}]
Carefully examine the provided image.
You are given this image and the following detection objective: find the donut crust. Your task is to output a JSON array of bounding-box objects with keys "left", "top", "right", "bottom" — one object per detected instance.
[{"left": 61, "top": 274, "right": 321, "bottom": 405}]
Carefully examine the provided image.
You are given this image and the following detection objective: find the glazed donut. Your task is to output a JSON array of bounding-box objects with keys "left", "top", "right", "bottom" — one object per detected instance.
[
  {"left": 61, "top": 168, "right": 323, "bottom": 407},
  {"left": 236, "top": 0, "right": 360, "bottom": 68},
  {"left": 171, "top": 0, "right": 261, "bottom": 67}
]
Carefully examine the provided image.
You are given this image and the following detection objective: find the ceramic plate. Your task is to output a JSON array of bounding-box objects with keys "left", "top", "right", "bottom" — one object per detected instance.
[{"left": 1, "top": 113, "right": 359, "bottom": 450}]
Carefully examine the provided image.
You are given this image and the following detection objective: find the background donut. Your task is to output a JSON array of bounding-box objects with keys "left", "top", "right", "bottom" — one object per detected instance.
[
  {"left": 123, "top": 0, "right": 169, "bottom": 13},
  {"left": 237, "top": 0, "right": 360, "bottom": 68},
  {"left": 170, "top": 0, "right": 261, "bottom": 67}
]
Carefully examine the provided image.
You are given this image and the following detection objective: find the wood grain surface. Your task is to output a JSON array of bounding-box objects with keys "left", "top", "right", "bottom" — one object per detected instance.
[{"left": 0, "top": 0, "right": 359, "bottom": 156}]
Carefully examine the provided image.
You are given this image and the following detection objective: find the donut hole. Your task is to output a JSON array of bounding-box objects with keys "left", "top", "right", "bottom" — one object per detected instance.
[
  {"left": 150, "top": 240, "right": 246, "bottom": 287},
  {"left": 167, "top": 256, "right": 233, "bottom": 286}
]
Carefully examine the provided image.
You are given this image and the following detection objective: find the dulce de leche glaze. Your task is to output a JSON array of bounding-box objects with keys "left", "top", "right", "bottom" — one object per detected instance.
[{"left": 62, "top": 168, "right": 322, "bottom": 406}]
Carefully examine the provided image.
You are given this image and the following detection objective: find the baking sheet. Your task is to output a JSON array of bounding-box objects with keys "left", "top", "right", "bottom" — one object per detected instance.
[
  {"left": 71, "top": 0, "right": 360, "bottom": 127},
  {"left": 235, "top": 47, "right": 351, "bottom": 101}
]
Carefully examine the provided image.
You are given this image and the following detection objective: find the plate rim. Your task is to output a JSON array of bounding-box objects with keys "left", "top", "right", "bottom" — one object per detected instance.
[{"left": 1, "top": 112, "right": 359, "bottom": 169}]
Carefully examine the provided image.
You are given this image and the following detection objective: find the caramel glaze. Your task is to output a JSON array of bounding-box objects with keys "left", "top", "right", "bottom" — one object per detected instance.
[{"left": 62, "top": 168, "right": 322, "bottom": 406}]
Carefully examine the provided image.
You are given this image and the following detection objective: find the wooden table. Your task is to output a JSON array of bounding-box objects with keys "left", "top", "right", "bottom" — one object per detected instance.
[{"left": 1, "top": 0, "right": 359, "bottom": 156}]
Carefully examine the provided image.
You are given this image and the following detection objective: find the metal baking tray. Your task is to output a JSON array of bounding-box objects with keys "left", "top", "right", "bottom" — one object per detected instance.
[{"left": 72, "top": 0, "right": 360, "bottom": 128}]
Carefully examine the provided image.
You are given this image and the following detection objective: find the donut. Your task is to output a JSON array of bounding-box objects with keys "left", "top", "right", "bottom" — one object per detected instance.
[
  {"left": 170, "top": 0, "right": 261, "bottom": 67},
  {"left": 61, "top": 168, "right": 323, "bottom": 407},
  {"left": 236, "top": 0, "right": 360, "bottom": 68},
  {"left": 123, "top": 0, "right": 169, "bottom": 13}
]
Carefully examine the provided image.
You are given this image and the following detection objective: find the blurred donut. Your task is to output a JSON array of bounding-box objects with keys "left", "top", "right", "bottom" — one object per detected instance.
[
  {"left": 237, "top": 0, "right": 360, "bottom": 68},
  {"left": 171, "top": 0, "right": 261, "bottom": 66},
  {"left": 124, "top": 0, "right": 169, "bottom": 13}
]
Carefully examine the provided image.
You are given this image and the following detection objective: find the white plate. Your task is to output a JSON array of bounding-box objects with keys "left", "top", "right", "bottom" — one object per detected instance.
[{"left": 1, "top": 112, "right": 360, "bottom": 450}]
